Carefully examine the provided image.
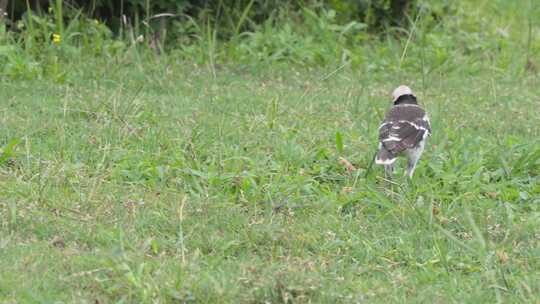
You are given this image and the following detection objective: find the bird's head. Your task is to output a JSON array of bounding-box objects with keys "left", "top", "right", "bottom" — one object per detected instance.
[{"left": 392, "top": 85, "right": 416, "bottom": 105}]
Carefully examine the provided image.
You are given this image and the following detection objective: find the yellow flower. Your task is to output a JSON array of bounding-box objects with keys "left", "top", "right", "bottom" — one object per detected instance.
[{"left": 52, "top": 33, "right": 61, "bottom": 44}]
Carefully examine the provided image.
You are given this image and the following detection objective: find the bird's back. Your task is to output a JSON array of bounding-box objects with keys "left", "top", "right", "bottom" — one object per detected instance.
[{"left": 377, "top": 104, "right": 431, "bottom": 162}]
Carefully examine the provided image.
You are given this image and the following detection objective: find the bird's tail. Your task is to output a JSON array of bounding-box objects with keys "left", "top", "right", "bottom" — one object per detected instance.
[{"left": 375, "top": 148, "right": 397, "bottom": 165}]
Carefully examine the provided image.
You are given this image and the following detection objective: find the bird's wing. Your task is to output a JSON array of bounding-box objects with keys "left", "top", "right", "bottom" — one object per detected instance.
[{"left": 378, "top": 106, "right": 431, "bottom": 155}]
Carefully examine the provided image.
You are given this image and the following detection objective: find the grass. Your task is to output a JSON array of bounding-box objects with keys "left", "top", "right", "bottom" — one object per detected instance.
[
  {"left": 1, "top": 0, "right": 540, "bottom": 302},
  {"left": 0, "top": 55, "right": 539, "bottom": 303}
]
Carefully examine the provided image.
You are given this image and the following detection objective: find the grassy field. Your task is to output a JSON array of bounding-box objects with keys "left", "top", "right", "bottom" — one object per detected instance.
[
  {"left": 1, "top": 56, "right": 539, "bottom": 302},
  {"left": 1, "top": 1, "right": 540, "bottom": 302}
]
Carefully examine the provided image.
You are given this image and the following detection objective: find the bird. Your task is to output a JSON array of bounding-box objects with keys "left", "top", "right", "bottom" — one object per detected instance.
[{"left": 375, "top": 85, "right": 431, "bottom": 178}]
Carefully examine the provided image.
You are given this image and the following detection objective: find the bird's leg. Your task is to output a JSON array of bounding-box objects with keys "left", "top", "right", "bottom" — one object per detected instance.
[
  {"left": 383, "top": 163, "right": 396, "bottom": 196},
  {"left": 406, "top": 159, "right": 418, "bottom": 179},
  {"left": 406, "top": 144, "right": 424, "bottom": 178},
  {"left": 384, "top": 163, "right": 394, "bottom": 180}
]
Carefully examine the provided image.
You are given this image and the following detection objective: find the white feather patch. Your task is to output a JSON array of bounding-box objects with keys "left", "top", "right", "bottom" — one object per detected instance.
[
  {"left": 378, "top": 122, "right": 390, "bottom": 130},
  {"left": 375, "top": 157, "right": 397, "bottom": 165},
  {"left": 397, "top": 120, "right": 429, "bottom": 132},
  {"left": 382, "top": 136, "right": 401, "bottom": 142}
]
